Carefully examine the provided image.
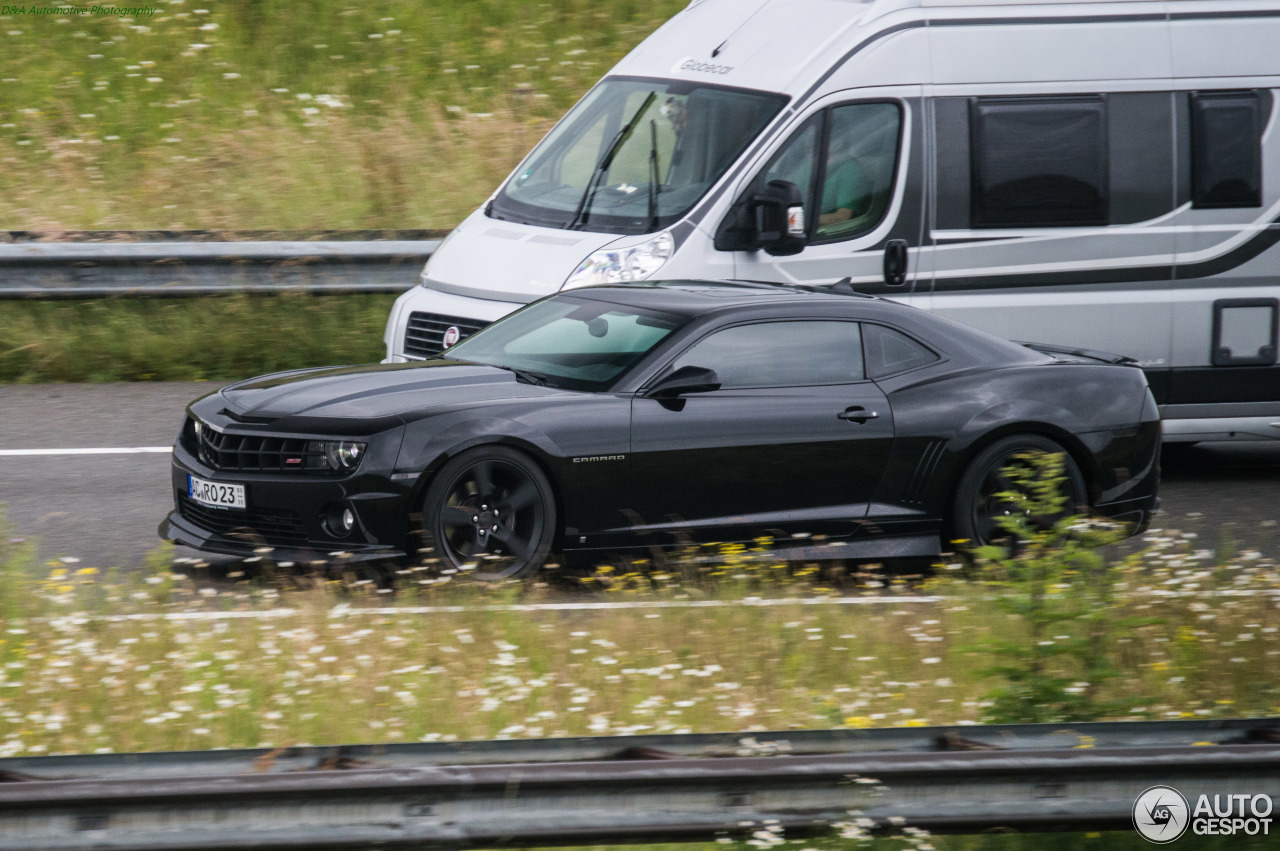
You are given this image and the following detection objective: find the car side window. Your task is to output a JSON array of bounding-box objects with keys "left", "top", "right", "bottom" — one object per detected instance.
[
  {"left": 863, "top": 324, "right": 939, "bottom": 379},
  {"left": 670, "top": 321, "right": 864, "bottom": 389}
]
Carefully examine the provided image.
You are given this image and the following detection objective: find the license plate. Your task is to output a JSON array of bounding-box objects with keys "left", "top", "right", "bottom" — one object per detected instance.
[{"left": 188, "top": 474, "right": 246, "bottom": 510}]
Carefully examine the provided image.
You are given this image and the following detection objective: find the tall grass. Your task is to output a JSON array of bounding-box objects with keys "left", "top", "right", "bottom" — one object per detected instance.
[
  {"left": 0, "top": 293, "right": 395, "bottom": 381},
  {"left": 0, "top": 0, "right": 689, "bottom": 230},
  {"left": 1, "top": 515, "right": 1277, "bottom": 849},
  {"left": 1, "top": 523, "right": 1275, "bottom": 759}
]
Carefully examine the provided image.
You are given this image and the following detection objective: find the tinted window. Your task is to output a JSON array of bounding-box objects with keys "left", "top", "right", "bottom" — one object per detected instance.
[
  {"left": 971, "top": 96, "right": 1109, "bottom": 228},
  {"left": 1191, "top": 91, "right": 1263, "bottom": 209},
  {"left": 671, "top": 321, "right": 864, "bottom": 389},
  {"left": 863, "top": 324, "right": 938, "bottom": 379},
  {"left": 446, "top": 297, "right": 686, "bottom": 391},
  {"left": 815, "top": 102, "right": 901, "bottom": 242}
]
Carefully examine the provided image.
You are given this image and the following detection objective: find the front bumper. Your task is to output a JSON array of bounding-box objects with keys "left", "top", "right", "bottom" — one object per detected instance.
[{"left": 161, "top": 434, "right": 418, "bottom": 563}]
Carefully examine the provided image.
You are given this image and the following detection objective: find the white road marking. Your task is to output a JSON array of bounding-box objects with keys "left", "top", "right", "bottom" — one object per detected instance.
[
  {"left": 49, "top": 587, "right": 1277, "bottom": 624},
  {"left": 65, "top": 596, "right": 947, "bottom": 623},
  {"left": 0, "top": 447, "right": 171, "bottom": 457}
]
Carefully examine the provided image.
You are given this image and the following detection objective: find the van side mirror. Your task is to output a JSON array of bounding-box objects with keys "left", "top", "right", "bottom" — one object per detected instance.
[
  {"left": 644, "top": 365, "right": 721, "bottom": 398},
  {"left": 752, "top": 179, "right": 806, "bottom": 257}
]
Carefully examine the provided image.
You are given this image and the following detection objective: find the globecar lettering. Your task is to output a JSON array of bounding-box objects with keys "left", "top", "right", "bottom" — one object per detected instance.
[
  {"left": 676, "top": 58, "right": 735, "bottom": 76},
  {"left": 161, "top": 281, "right": 1160, "bottom": 581}
]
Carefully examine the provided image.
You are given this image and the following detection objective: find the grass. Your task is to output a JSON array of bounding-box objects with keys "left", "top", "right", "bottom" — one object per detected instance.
[
  {"left": 0, "top": 293, "right": 396, "bottom": 381},
  {"left": 2, "top": 526, "right": 1276, "bottom": 755},
  {"left": 0, "top": 0, "right": 690, "bottom": 231},
  {"left": 1, "top": 518, "right": 1277, "bottom": 849}
]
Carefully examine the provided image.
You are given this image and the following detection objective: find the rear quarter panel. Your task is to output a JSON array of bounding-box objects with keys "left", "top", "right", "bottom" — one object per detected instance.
[{"left": 872, "top": 362, "right": 1155, "bottom": 516}]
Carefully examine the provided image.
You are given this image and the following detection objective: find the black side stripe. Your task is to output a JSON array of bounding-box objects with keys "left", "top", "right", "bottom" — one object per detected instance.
[{"left": 925, "top": 217, "right": 1280, "bottom": 293}]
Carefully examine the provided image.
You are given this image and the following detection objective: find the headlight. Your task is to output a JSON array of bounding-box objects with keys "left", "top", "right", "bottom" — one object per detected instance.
[
  {"left": 563, "top": 232, "right": 673, "bottom": 289},
  {"left": 321, "top": 440, "right": 366, "bottom": 471}
]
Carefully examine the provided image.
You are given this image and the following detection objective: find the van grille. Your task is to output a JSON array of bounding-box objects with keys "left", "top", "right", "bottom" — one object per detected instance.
[
  {"left": 177, "top": 496, "right": 308, "bottom": 546},
  {"left": 404, "top": 312, "right": 489, "bottom": 358}
]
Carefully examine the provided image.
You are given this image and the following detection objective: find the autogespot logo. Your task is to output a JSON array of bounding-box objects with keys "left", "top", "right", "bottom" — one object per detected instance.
[
  {"left": 1133, "top": 786, "right": 1275, "bottom": 842},
  {"left": 1133, "top": 786, "right": 1190, "bottom": 844}
]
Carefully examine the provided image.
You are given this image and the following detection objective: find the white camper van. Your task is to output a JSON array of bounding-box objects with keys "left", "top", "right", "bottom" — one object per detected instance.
[{"left": 384, "top": 0, "right": 1280, "bottom": 443}]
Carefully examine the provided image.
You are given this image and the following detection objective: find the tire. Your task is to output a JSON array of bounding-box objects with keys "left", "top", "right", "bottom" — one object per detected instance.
[
  {"left": 950, "top": 434, "right": 1087, "bottom": 551},
  {"left": 423, "top": 446, "right": 556, "bottom": 581}
]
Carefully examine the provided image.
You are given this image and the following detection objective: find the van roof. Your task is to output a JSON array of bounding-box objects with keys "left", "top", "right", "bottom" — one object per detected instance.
[{"left": 612, "top": 0, "right": 1185, "bottom": 97}]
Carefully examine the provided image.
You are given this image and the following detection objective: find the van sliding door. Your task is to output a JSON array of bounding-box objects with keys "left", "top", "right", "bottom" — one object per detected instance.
[{"left": 923, "top": 91, "right": 1177, "bottom": 377}]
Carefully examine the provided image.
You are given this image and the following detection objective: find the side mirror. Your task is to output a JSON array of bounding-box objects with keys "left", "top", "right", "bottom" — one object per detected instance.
[
  {"left": 644, "top": 365, "right": 721, "bottom": 398},
  {"left": 752, "top": 179, "right": 806, "bottom": 257}
]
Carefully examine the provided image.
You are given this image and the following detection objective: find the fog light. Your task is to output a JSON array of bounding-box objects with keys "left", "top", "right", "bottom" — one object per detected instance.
[{"left": 324, "top": 503, "right": 357, "bottom": 537}]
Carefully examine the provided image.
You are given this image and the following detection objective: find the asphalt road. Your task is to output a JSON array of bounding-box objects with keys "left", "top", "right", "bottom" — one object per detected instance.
[{"left": 1, "top": 382, "right": 1278, "bottom": 569}]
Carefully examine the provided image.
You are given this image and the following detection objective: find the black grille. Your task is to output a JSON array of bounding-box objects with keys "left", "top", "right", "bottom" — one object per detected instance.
[
  {"left": 404, "top": 312, "right": 489, "bottom": 357},
  {"left": 178, "top": 496, "right": 308, "bottom": 546},
  {"left": 189, "top": 422, "right": 327, "bottom": 473}
]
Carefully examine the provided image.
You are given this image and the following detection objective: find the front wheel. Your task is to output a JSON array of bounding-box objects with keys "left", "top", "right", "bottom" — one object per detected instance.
[
  {"left": 423, "top": 446, "right": 556, "bottom": 580},
  {"left": 950, "top": 434, "right": 1087, "bottom": 550}
]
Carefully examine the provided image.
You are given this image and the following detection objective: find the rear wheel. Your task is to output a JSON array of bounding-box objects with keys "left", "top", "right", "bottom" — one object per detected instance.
[
  {"left": 950, "top": 435, "right": 1087, "bottom": 550},
  {"left": 423, "top": 446, "right": 556, "bottom": 580}
]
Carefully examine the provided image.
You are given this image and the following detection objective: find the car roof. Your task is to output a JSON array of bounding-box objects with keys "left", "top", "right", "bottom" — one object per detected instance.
[{"left": 569, "top": 279, "right": 1050, "bottom": 368}]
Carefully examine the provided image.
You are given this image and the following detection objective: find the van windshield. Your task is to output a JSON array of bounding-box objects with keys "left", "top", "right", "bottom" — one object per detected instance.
[{"left": 490, "top": 77, "right": 787, "bottom": 235}]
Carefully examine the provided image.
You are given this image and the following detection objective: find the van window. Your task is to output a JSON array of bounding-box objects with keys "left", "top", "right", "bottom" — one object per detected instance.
[
  {"left": 670, "top": 321, "right": 864, "bottom": 388},
  {"left": 815, "top": 103, "right": 902, "bottom": 242},
  {"left": 715, "top": 101, "right": 903, "bottom": 250},
  {"left": 1190, "top": 91, "right": 1263, "bottom": 209},
  {"left": 761, "top": 117, "right": 821, "bottom": 212},
  {"left": 970, "top": 96, "right": 1109, "bottom": 228},
  {"left": 491, "top": 77, "right": 786, "bottom": 235}
]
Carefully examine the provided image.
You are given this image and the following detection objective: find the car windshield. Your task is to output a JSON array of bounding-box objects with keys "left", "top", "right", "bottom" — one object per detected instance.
[
  {"left": 444, "top": 296, "right": 687, "bottom": 391},
  {"left": 490, "top": 77, "right": 787, "bottom": 235}
]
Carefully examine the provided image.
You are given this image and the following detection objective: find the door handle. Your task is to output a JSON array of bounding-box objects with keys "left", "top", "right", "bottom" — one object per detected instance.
[
  {"left": 883, "top": 239, "right": 908, "bottom": 287},
  {"left": 837, "top": 406, "right": 878, "bottom": 424}
]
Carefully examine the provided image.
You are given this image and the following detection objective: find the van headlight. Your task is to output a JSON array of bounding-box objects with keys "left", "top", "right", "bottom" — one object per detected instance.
[{"left": 563, "top": 232, "right": 673, "bottom": 289}]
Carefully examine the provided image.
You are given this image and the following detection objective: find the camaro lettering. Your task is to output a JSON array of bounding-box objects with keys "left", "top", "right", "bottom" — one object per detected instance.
[{"left": 572, "top": 455, "right": 626, "bottom": 463}]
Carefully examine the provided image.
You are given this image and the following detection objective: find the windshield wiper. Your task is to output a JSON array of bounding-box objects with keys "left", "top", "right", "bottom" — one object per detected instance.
[
  {"left": 492, "top": 364, "right": 549, "bottom": 386},
  {"left": 567, "top": 91, "right": 657, "bottom": 231},
  {"left": 449, "top": 357, "right": 550, "bottom": 386},
  {"left": 647, "top": 118, "right": 661, "bottom": 232}
]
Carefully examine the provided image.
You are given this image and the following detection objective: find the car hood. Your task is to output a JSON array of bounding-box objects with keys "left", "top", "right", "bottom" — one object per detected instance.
[{"left": 215, "top": 360, "right": 563, "bottom": 421}]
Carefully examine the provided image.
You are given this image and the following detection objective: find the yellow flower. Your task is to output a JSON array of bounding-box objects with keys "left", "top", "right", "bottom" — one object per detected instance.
[{"left": 844, "top": 715, "right": 873, "bottom": 728}]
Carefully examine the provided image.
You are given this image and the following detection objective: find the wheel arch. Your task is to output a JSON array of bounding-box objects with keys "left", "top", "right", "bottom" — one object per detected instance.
[
  {"left": 942, "top": 421, "right": 1097, "bottom": 545},
  {"left": 412, "top": 436, "right": 568, "bottom": 552}
]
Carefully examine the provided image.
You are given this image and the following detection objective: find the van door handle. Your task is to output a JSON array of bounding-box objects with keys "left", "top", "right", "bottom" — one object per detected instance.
[
  {"left": 837, "top": 406, "right": 878, "bottom": 424},
  {"left": 883, "top": 239, "right": 908, "bottom": 286}
]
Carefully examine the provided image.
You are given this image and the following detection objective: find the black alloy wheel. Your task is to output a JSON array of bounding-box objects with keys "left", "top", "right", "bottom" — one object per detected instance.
[
  {"left": 951, "top": 434, "right": 1087, "bottom": 551},
  {"left": 423, "top": 446, "right": 556, "bottom": 580}
]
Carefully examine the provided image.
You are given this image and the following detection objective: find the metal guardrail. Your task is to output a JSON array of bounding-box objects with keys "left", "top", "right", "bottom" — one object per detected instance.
[
  {"left": 0, "top": 719, "right": 1276, "bottom": 849},
  {"left": 0, "top": 240, "right": 439, "bottom": 297}
]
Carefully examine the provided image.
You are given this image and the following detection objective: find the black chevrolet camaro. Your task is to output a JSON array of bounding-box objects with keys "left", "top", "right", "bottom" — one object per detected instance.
[{"left": 161, "top": 282, "right": 1160, "bottom": 579}]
